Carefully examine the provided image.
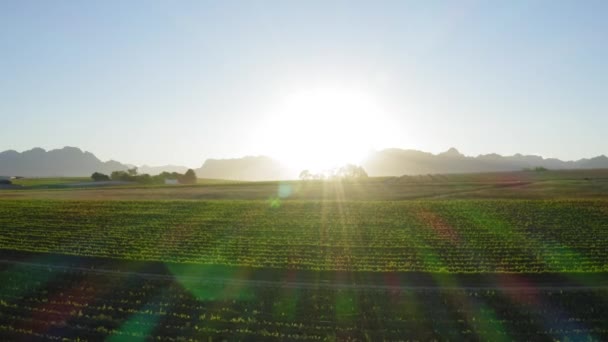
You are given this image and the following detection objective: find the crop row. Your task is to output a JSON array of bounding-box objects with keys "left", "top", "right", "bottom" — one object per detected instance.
[
  {"left": 0, "top": 200, "right": 606, "bottom": 272},
  {"left": 0, "top": 266, "right": 607, "bottom": 341}
]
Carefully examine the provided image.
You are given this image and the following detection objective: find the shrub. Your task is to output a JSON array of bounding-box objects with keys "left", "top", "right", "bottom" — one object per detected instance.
[{"left": 91, "top": 172, "right": 111, "bottom": 182}]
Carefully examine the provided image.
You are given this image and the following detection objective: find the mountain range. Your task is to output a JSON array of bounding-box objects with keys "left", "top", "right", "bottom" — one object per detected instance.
[
  {"left": 195, "top": 156, "right": 292, "bottom": 181},
  {"left": 361, "top": 148, "right": 608, "bottom": 177},
  {"left": 0, "top": 147, "right": 128, "bottom": 178},
  {"left": 1, "top": 146, "right": 607, "bottom": 180}
]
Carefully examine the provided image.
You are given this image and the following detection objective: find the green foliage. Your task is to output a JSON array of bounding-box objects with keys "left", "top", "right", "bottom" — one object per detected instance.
[
  {"left": 2, "top": 264, "right": 606, "bottom": 341},
  {"left": 338, "top": 164, "right": 368, "bottom": 179},
  {"left": 111, "top": 170, "right": 136, "bottom": 182},
  {"left": 299, "top": 164, "right": 368, "bottom": 180},
  {"left": 156, "top": 171, "right": 181, "bottom": 182},
  {"left": 182, "top": 169, "right": 197, "bottom": 184},
  {"left": 0, "top": 196, "right": 607, "bottom": 340},
  {"left": 153, "top": 170, "right": 195, "bottom": 184},
  {"left": 110, "top": 169, "right": 152, "bottom": 183},
  {"left": 91, "top": 172, "right": 110, "bottom": 182},
  {"left": 0, "top": 199, "right": 606, "bottom": 273},
  {"left": 109, "top": 168, "right": 196, "bottom": 185}
]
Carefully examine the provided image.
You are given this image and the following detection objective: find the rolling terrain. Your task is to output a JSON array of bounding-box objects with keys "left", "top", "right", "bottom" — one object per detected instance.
[
  {"left": 0, "top": 170, "right": 607, "bottom": 340},
  {"left": 3, "top": 146, "right": 608, "bottom": 180},
  {"left": 1, "top": 168, "right": 608, "bottom": 201}
]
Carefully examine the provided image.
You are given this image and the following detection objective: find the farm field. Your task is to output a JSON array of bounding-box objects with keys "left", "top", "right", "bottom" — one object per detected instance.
[
  {"left": 1, "top": 263, "right": 607, "bottom": 341},
  {"left": 5, "top": 1, "right": 608, "bottom": 339},
  {"left": 2, "top": 169, "right": 608, "bottom": 201},
  {"left": 9, "top": 177, "right": 89, "bottom": 187},
  {"left": 1, "top": 172, "right": 608, "bottom": 340},
  {"left": 0, "top": 200, "right": 607, "bottom": 273}
]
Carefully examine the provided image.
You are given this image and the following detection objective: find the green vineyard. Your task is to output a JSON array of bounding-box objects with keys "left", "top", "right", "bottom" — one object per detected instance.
[
  {"left": 1, "top": 197, "right": 608, "bottom": 340},
  {"left": 1, "top": 265, "right": 607, "bottom": 341},
  {"left": 0, "top": 200, "right": 607, "bottom": 273}
]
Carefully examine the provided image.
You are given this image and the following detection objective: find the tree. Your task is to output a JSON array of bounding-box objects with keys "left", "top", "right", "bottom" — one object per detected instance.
[
  {"left": 111, "top": 170, "right": 131, "bottom": 181},
  {"left": 110, "top": 169, "right": 159, "bottom": 183},
  {"left": 299, "top": 170, "right": 312, "bottom": 180},
  {"left": 136, "top": 173, "right": 153, "bottom": 184},
  {"left": 299, "top": 165, "right": 368, "bottom": 181},
  {"left": 91, "top": 172, "right": 110, "bottom": 182},
  {"left": 337, "top": 164, "right": 369, "bottom": 179},
  {"left": 182, "top": 169, "right": 197, "bottom": 184},
  {"left": 354, "top": 166, "right": 368, "bottom": 178}
]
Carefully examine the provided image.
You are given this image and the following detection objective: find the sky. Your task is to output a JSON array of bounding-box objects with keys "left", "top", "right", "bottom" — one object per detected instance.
[{"left": 1, "top": 0, "right": 606, "bottom": 168}]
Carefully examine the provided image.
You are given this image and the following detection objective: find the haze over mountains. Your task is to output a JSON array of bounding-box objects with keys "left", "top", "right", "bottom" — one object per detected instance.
[
  {"left": 0, "top": 147, "right": 128, "bottom": 178},
  {"left": 1, "top": 146, "right": 607, "bottom": 180},
  {"left": 196, "top": 156, "right": 292, "bottom": 181},
  {"left": 363, "top": 148, "right": 608, "bottom": 177}
]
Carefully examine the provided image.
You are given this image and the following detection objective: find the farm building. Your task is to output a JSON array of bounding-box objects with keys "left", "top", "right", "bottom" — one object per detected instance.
[{"left": 164, "top": 178, "right": 179, "bottom": 185}]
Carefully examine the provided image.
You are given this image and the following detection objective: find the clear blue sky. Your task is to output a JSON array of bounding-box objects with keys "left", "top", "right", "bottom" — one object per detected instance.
[{"left": 1, "top": 0, "right": 606, "bottom": 167}]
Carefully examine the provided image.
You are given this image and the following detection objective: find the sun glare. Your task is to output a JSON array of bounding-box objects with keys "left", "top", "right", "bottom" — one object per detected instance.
[{"left": 262, "top": 86, "right": 388, "bottom": 172}]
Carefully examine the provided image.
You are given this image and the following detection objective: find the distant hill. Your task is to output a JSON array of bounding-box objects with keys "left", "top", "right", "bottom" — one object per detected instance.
[
  {"left": 1, "top": 146, "right": 606, "bottom": 179},
  {"left": 0, "top": 147, "right": 129, "bottom": 177},
  {"left": 362, "top": 148, "right": 608, "bottom": 177},
  {"left": 195, "top": 156, "right": 292, "bottom": 181}
]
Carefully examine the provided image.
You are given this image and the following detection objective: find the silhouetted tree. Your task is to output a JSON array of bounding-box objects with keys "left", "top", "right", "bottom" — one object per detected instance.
[
  {"left": 299, "top": 165, "right": 368, "bottom": 181},
  {"left": 182, "top": 169, "right": 197, "bottom": 184},
  {"left": 355, "top": 166, "right": 368, "bottom": 178},
  {"left": 299, "top": 170, "right": 312, "bottom": 180},
  {"left": 136, "top": 173, "right": 153, "bottom": 184},
  {"left": 338, "top": 164, "right": 369, "bottom": 179},
  {"left": 91, "top": 172, "right": 110, "bottom": 182},
  {"left": 111, "top": 170, "right": 130, "bottom": 181}
]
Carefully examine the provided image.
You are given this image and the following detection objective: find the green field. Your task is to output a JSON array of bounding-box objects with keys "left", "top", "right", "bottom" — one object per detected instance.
[
  {"left": 1, "top": 263, "right": 606, "bottom": 341},
  {"left": 3, "top": 169, "right": 608, "bottom": 200},
  {"left": 1, "top": 170, "right": 608, "bottom": 340},
  {"left": 0, "top": 200, "right": 607, "bottom": 273},
  {"left": 10, "top": 177, "right": 89, "bottom": 187}
]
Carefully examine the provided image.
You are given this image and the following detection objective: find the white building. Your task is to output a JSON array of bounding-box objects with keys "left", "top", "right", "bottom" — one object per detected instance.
[{"left": 164, "top": 178, "right": 179, "bottom": 185}]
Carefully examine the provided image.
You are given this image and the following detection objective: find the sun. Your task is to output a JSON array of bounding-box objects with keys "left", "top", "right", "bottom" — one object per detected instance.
[{"left": 260, "top": 85, "right": 388, "bottom": 172}]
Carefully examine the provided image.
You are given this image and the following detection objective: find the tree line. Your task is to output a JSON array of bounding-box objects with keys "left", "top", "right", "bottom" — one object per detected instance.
[
  {"left": 91, "top": 168, "right": 197, "bottom": 185},
  {"left": 299, "top": 164, "right": 368, "bottom": 180}
]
